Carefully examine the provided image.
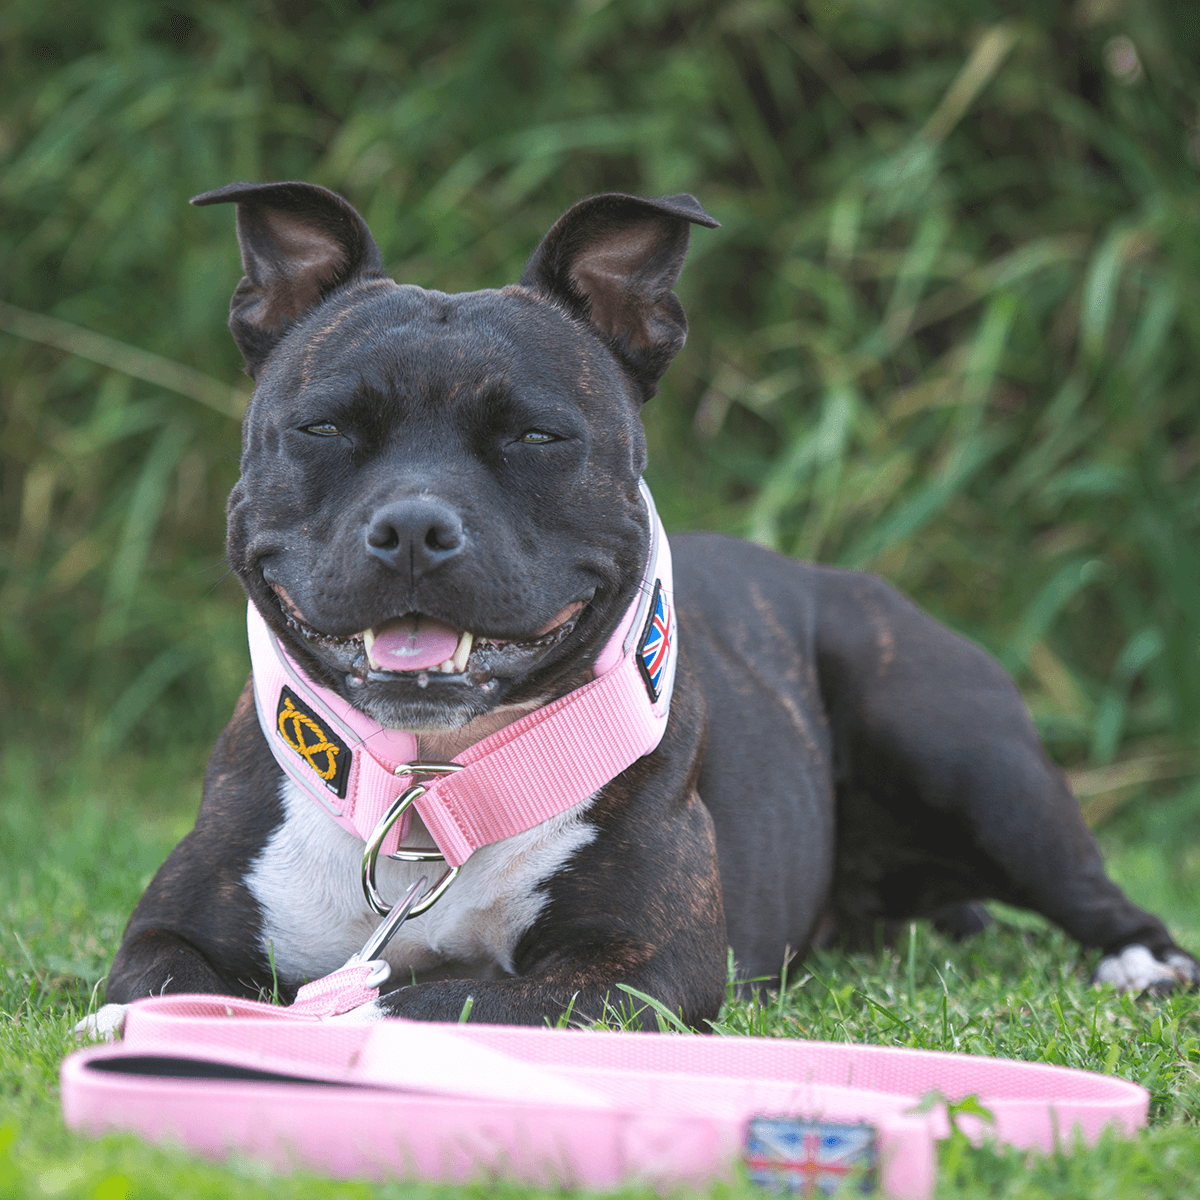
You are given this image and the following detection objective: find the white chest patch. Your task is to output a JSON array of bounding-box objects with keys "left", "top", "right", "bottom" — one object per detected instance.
[{"left": 246, "top": 778, "right": 598, "bottom": 986}]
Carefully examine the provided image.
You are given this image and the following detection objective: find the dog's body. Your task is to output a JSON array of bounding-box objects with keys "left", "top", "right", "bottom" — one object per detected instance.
[{"left": 98, "top": 183, "right": 1195, "bottom": 1031}]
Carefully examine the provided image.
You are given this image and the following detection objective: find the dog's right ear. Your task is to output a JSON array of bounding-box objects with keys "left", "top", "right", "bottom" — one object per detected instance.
[
  {"left": 192, "top": 182, "right": 385, "bottom": 378},
  {"left": 520, "top": 192, "right": 719, "bottom": 401}
]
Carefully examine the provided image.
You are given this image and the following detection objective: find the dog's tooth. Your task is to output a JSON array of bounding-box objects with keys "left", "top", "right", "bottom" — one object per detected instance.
[
  {"left": 362, "top": 627, "right": 381, "bottom": 670},
  {"left": 452, "top": 631, "right": 474, "bottom": 673}
]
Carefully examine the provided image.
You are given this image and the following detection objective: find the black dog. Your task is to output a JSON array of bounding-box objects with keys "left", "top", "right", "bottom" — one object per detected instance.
[{"left": 90, "top": 182, "right": 1195, "bottom": 1034}]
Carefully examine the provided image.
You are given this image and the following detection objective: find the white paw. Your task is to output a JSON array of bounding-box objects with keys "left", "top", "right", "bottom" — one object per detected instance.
[
  {"left": 325, "top": 997, "right": 389, "bottom": 1023},
  {"left": 75, "top": 1003, "right": 129, "bottom": 1041},
  {"left": 1094, "top": 945, "right": 1199, "bottom": 993}
]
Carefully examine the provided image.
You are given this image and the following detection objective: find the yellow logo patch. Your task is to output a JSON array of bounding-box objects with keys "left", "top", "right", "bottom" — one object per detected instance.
[{"left": 275, "top": 685, "right": 351, "bottom": 798}]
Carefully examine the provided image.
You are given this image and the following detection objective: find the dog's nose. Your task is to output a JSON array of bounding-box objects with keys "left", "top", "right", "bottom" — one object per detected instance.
[{"left": 365, "top": 498, "right": 465, "bottom": 574}]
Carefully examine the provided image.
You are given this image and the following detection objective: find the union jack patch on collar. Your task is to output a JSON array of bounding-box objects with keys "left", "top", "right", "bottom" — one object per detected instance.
[
  {"left": 637, "top": 579, "right": 673, "bottom": 703},
  {"left": 744, "top": 1116, "right": 877, "bottom": 1195}
]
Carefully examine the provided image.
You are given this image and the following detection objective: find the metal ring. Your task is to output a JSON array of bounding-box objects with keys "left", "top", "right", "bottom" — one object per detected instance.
[
  {"left": 360, "top": 761, "right": 466, "bottom": 916},
  {"left": 385, "top": 763, "right": 465, "bottom": 862},
  {"left": 393, "top": 760, "right": 466, "bottom": 778},
  {"left": 406, "top": 863, "right": 459, "bottom": 915}
]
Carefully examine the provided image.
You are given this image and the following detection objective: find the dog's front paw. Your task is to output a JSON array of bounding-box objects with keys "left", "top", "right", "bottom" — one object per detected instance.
[
  {"left": 75, "top": 1003, "right": 129, "bottom": 1041},
  {"left": 1094, "top": 944, "right": 1200, "bottom": 995}
]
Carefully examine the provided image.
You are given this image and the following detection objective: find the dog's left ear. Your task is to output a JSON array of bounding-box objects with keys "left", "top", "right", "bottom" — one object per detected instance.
[
  {"left": 520, "top": 193, "right": 719, "bottom": 400},
  {"left": 191, "top": 181, "right": 386, "bottom": 378}
]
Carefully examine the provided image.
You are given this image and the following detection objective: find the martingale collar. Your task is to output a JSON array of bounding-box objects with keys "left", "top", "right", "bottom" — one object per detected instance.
[{"left": 248, "top": 481, "right": 676, "bottom": 867}]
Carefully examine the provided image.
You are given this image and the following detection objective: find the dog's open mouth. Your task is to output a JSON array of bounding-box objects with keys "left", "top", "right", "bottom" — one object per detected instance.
[{"left": 270, "top": 584, "right": 586, "bottom": 686}]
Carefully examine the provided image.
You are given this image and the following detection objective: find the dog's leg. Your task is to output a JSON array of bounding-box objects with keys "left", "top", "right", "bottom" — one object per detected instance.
[
  {"left": 100, "top": 686, "right": 286, "bottom": 1010},
  {"left": 815, "top": 568, "right": 1198, "bottom": 991},
  {"left": 76, "top": 930, "right": 242, "bottom": 1041}
]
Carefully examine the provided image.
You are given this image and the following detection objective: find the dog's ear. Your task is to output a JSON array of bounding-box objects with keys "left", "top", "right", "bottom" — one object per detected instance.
[
  {"left": 191, "top": 181, "right": 386, "bottom": 378},
  {"left": 520, "top": 193, "right": 719, "bottom": 400}
]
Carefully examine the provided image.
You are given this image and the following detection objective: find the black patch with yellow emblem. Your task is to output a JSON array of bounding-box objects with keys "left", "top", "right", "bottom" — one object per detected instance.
[{"left": 275, "top": 685, "right": 351, "bottom": 799}]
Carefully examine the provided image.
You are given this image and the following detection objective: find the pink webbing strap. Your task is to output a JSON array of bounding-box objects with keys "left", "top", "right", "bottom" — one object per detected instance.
[
  {"left": 249, "top": 598, "right": 669, "bottom": 867},
  {"left": 413, "top": 652, "right": 661, "bottom": 865},
  {"left": 248, "top": 609, "right": 418, "bottom": 856},
  {"left": 288, "top": 964, "right": 382, "bottom": 1016},
  {"left": 62, "top": 994, "right": 1149, "bottom": 1199}
]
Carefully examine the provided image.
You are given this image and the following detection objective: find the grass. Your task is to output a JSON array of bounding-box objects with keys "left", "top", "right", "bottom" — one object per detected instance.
[{"left": 4, "top": 749, "right": 1200, "bottom": 1198}]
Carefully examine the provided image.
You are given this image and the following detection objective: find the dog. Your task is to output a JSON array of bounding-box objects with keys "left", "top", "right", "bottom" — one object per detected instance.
[{"left": 89, "top": 181, "right": 1196, "bottom": 1036}]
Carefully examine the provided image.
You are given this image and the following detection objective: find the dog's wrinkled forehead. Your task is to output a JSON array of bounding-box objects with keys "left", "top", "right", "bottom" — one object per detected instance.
[{"left": 259, "top": 281, "right": 630, "bottom": 412}]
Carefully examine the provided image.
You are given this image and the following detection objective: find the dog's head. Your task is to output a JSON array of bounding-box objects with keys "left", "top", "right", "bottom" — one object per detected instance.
[{"left": 194, "top": 182, "right": 717, "bottom": 731}]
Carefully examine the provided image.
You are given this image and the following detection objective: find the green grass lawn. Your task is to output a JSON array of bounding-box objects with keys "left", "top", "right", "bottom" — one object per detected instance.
[{"left": 4, "top": 747, "right": 1200, "bottom": 1198}]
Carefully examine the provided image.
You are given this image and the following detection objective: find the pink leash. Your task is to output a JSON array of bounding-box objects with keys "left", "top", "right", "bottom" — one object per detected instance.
[{"left": 62, "top": 994, "right": 1147, "bottom": 1199}]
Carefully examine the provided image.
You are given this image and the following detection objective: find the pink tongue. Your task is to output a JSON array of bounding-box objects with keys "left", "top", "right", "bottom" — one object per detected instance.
[{"left": 369, "top": 615, "right": 460, "bottom": 672}]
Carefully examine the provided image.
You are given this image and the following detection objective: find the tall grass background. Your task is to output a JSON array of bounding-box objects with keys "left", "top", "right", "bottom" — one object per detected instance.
[
  {"left": 6, "top": 0, "right": 1200, "bottom": 792},
  {"left": 4, "top": 0, "right": 1200, "bottom": 1194}
]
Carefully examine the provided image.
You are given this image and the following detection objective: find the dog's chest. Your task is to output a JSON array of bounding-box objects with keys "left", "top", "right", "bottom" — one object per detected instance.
[{"left": 246, "top": 779, "right": 598, "bottom": 986}]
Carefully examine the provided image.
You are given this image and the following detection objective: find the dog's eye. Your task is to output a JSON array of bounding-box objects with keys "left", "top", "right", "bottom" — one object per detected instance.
[
  {"left": 302, "top": 422, "right": 341, "bottom": 437},
  {"left": 520, "top": 430, "right": 559, "bottom": 445}
]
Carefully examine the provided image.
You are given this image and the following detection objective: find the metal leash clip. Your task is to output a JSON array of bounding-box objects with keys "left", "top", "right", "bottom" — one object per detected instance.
[
  {"left": 342, "top": 873, "right": 428, "bottom": 988},
  {"left": 360, "top": 761, "right": 465, "bottom": 918}
]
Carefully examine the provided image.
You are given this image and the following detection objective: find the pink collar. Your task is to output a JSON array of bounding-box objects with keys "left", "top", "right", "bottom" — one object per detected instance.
[{"left": 248, "top": 482, "right": 676, "bottom": 866}]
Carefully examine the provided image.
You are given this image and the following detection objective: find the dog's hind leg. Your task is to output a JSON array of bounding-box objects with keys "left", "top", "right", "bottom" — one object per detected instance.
[{"left": 814, "top": 568, "right": 1198, "bottom": 992}]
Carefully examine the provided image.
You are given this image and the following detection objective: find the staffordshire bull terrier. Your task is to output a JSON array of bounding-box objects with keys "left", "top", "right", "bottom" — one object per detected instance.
[{"left": 93, "top": 182, "right": 1196, "bottom": 1032}]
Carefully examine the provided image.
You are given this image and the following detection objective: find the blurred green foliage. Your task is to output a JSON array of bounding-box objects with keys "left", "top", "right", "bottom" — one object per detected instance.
[{"left": 3, "top": 0, "right": 1200, "bottom": 817}]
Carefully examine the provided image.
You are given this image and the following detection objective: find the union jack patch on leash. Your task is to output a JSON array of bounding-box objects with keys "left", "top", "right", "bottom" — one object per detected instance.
[
  {"left": 743, "top": 1116, "right": 877, "bottom": 1195},
  {"left": 637, "top": 580, "right": 673, "bottom": 702}
]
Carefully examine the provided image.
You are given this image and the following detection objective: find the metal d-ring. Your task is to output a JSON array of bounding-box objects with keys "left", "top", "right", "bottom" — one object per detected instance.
[{"left": 360, "top": 761, "right": 465, "bottom": 917}]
